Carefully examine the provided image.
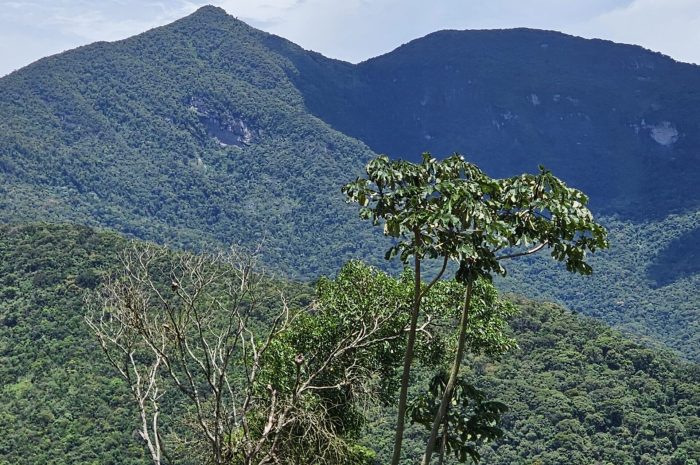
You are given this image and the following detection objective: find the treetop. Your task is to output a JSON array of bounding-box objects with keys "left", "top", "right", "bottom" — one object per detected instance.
[{"left": 342, "top": 153, "right": 608, "bottom": 282}]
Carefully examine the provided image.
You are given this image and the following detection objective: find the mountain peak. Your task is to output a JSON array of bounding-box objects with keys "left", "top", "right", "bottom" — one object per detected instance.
[
  {"left": 191, "top": 5, "right": 229, "bottom": 18},
  {"left": 174, "top": 4, "right": 254, "bottom": 33}
]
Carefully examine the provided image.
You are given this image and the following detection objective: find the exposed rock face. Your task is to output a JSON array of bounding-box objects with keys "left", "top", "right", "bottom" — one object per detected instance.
[{"left": 189, "top": 96, "right": 255, "bottom": 146}]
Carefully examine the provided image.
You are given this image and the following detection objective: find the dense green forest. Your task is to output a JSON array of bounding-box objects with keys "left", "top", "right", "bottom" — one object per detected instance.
[
  {"left": 366, "top": 298, "right": 700, "bottom": 464},
  {"left": 0, "top": 6, "right": 697, "bottom": 364},
  {"left": 501, "top": 212, "right": 700, "bottom": 361},
  {"left": 1, "top": 224, "right": 698, "bottom": 464},
  {"left": 0, "top": 225, "right": 146, "bottom": 464},
  {"left": 0, "top": 6, "right": 389, "bottom": 279},
  {"left": 1, "top": 6, "right": 699, "bottom": 464}
]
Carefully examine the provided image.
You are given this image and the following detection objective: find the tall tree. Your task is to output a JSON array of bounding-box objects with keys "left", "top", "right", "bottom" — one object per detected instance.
[{"left": 343, "top": 153, "right": 608, "bottom": 464}]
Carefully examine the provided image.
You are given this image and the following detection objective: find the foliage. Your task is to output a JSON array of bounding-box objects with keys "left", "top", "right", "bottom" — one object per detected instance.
[
  {"left": 84, "top": 246, "right": 499, "bottom": 465},
  {"left": 86, "top": 246, "right": 420, "bottom": 465},
  {"left": 0, "top": 224, "right": 149, "bottom": 465},
  {"left": 409, "top": 371, "right": 508, "bottom": 464},
  {"left": 343, "top": 152, "right": 608, "bottom": 278},
  {"left": 0, "top": 224, "right": 698, "bottom": 464},
  {"left": 344, "top": 152, "right": 606, "bottom": 464},
  {"left": 1, "top": 7, "right": 699, "bottom": 462}
]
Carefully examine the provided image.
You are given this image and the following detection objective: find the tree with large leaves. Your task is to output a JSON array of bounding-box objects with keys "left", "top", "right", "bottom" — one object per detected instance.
[{"left": 343, "top": 153, "right": 608, "bottom": 464}]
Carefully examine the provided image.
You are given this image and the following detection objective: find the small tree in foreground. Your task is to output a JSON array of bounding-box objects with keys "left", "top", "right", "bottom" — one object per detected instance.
[{"left": 343, "top": 153, "right": 608, "bottom": 464}]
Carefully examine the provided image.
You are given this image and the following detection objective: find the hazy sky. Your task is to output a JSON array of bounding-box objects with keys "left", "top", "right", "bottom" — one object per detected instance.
[{"left": 1, "top": 0, "right": 699, "bottom": 77}]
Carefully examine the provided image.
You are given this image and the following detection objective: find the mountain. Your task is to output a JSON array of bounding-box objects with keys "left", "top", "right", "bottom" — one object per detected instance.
[
  {"left": 0, "top": 6, "right": 388, "bottom": 279},
  {"left": 256, "top": 20, "right": 700, "bottom": 360},
  {"left": 0, "top": 6, "right": 698, "bottom": 361},
  {"left": 1, "top": 224, "right": 698, "bottom": 464},
  {"left": 293, "top": 28, "right": 700, "bottom": 220}
]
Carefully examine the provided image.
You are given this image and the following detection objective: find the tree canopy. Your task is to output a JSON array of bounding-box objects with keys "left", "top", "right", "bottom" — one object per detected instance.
[{"left": 344, "top": 153, "right": 608, "bottom": 464}]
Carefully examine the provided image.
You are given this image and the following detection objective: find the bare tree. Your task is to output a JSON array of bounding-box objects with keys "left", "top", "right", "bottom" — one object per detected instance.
[
  {"left": 86, "top": 245, "right": 414, "bottom": 465},
  {"left": 86, "top": 243, "right": 275, "bottom": 464}
]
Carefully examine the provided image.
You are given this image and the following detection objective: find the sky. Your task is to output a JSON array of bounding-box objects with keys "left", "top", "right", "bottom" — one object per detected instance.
[{"left": 1, "top": 0, "right": 699, "bottom": 77}]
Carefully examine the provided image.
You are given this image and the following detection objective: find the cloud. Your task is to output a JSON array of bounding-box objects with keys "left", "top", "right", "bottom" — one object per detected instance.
[
  {"left": 575, "top": 0, "right": 700, "bottom": 63},
  {"left": 0, "top": 0, "right": 200, "bottom": 75},
  {"left": 39, "top": 0, "right": 197, "bottom": 41},
  {"left": 205, "top": 0, "right": 639, "bottom": 63},
  {"left": 214, "top": 0, "right": 305, "bottom": 23}
]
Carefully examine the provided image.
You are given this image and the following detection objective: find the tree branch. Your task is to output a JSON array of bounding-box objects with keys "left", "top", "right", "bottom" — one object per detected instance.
[{"left": 496, "top": 241, "right": 547, "bottom": 260}]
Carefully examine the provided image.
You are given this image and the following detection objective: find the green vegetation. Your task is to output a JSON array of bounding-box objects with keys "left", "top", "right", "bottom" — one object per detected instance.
[
  {"left": 0, "top": 6, "right": 698, "bottom": 363},
  {"left": 83, "top": 237, "right": 517, "bottom": 465},
  {"left": 0, "top": 224, "right": 147, "bottom": 465},
  {"left": 501, "top": 212, "right": 700, "bottom": 361},
  {"left": 85, "top": 249, "right": 403, "bottom": 465},
  {"left": 363, "top": 298, "right": 700, "bottom": 464},
  {"left": 481, "top": 297, "right": 700, "bottom": 465},
  {"left": 343, "top": 153, "right": 606, "bottom": 464},
  {"left": 3, "top": 224, "right": 697, "bottom": 464}
]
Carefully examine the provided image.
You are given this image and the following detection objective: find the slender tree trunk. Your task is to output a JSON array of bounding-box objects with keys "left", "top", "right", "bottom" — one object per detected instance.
[
  {"left": 391, "top": 232, "right": 422, "bottom": 465},
  {"left": 422, "top": 279, "right": 474, "bottom": 465},
  {"left": 437, "top": 406, "right": 448, "bottom": 465}
]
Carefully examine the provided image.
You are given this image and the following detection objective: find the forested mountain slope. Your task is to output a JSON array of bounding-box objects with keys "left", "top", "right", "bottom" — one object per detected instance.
[
  {"left": 0, "top": 6, "right": 386, "bottom": 279},
  {"left": 0, "top": 225, "right": 146, "bottom": 464},
  {"left": 1, "top": 224, "right": 698, "bottom": 464},
  {"left": 0, "top": 6, "right": 697, "bottom": 361},
  {"left": 295, "top": 28, "right": 700, "bottom": 220},
  {"left": 500, "top": 212, "right": 700, "bottom": 361},
  {"left": 366, "top": 298, "right": 700, "bottom": 464}
]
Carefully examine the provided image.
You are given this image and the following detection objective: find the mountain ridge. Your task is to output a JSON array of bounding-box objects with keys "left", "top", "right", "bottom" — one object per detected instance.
[
  {"left": 292, "top": 25, "right": 700, "bottom": 219},
  {"left": 0, "top": 6, "right": 698, "bottom": 362}
]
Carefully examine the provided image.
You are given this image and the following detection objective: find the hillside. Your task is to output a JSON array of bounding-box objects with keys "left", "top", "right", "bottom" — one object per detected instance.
[
  {"left": 0, "top": 225, "right": 146, "bottom": 464},
  {"left": 264, "top": 22, "right": 700, "bottom": 361},
  {"left": 500, "top": 212, "right": 700, "bottom": 361},
  {"left": 0, "top": 6, "right": 697, "bottom": 361},
  {"left": 366, "top": 298, "right": 700, "bottom": 464},
  {"left": 1, "top": 224, "right": 698, "bottom": 464},
  {"left": 297, "top": 28, "right": 700, "bottom": 220},
  {"left": 0, "top": 6, "right": 388, "bottom": 279}
]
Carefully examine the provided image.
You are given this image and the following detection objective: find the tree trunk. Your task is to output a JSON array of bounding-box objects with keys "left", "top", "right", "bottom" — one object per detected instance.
[
  {"left": 437, "top": 406, "right": 448, "bottom": 465},
  {"left": 391, "top": 232, "right": 422, "bottom": 465},
  {"left": 422, "top": 279, "right": 474, "bottom": 465}
]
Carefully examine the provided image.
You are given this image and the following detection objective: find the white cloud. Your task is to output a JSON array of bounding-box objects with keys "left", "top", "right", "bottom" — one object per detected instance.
[
  {"left": 206, "top": 0, "right": 640, "bottom": 63},
  {"left": 573, "top": 0, "right": 700, "bottom": 63},
  {"left": 214, "top": 0, "right": 304, "bottom": 22},
  {"left": 38, "top": 0, "right": 197, "bottom": 41},
  {"left": 0, "top": 0, "right": 199, "bottom": 75}
]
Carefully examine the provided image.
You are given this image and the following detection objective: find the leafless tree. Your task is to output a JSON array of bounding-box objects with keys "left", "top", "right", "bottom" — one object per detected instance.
[
  {"left": 86, "top": 243, "right": 275, "bottom": 464},
  {"left": 86, "top": 244, "right": 414, "bottom": 465}
]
